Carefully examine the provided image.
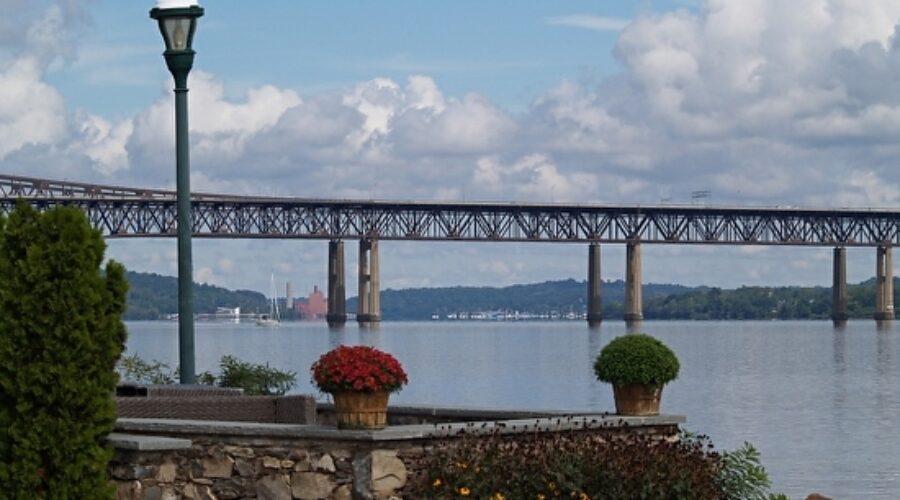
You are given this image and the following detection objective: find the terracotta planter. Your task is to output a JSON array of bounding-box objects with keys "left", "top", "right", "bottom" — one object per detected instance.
[
  {"left": 332, "top": 391, "right": 389, "bottom": 429},
  {"left": 613, "top": 384, "right": 662, "bottom": 416}
]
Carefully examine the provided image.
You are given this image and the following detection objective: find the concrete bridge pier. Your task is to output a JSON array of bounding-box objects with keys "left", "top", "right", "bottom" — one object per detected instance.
[
  {"left": 874, "top": 245, "right": 894, "bottom": 321},
  {"left": 587, "top": 243, "right": 602, "bottom": 325},
  {"left": 357, "top": 239, "right": 381, "bottom": 325},
  {"left": 326, "top": 240, "right": 347, "bottom": 327},
  {"left": 832, "top": 247, "right": 848, "bottom": 324},
  {"left": 624, "top": 241, "right": 643, "bottom": 324}
]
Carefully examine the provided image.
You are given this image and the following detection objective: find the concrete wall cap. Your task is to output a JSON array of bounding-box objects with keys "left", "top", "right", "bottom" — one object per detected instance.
[{"left": 106, "top": 432, "right": 192, "bottom": 451}]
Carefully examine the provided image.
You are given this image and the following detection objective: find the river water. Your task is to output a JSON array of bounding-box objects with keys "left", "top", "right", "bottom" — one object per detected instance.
[{"left": 125, "top": 319, "right": 900, "bottom": 499}]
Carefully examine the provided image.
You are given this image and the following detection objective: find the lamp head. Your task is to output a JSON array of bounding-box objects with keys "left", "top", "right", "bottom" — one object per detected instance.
[{"left": 150, "top": 4, "right": 204, "bottom": 53}]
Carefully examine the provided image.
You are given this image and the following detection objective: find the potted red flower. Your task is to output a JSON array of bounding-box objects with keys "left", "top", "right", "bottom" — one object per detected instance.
[{"left": 310, "top": 345, "right": 408, "bottom": 429}]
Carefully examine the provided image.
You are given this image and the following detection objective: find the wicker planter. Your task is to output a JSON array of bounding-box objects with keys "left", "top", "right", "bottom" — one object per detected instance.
[
  {"left": 332, "top": 391, "right": 389, "bottom": 429},
  {"left": 613, "top": 384, "right": 662, "bottom": 416}
]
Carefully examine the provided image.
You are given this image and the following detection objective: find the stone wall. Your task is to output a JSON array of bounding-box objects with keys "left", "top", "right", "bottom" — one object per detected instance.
[{"left": 109, "top": 414, "right": 683, "bottom": 500}]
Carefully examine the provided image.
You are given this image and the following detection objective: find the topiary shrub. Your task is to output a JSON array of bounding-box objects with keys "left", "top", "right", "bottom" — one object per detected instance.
[
  {"left": 593, "top": 333, "right": 680, "bottom": 386},
  {"left": 0, "top": 202, "right": 128, "bottom": 499}
]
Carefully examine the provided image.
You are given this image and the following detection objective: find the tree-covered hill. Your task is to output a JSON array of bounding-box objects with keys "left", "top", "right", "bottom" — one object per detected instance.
[
  {"left": 124, "top": 271, "right": 266, "bottom": 320},
  {"left": 350, "top": 279, "right": 692, "bottom": 320},
  {"left": 122, "top": 271, "right": 898, "bottom": 321}
]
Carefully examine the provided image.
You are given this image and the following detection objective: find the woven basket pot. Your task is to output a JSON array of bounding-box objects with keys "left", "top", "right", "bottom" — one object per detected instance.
[
  {"left": 332, "top": 391, "right": 389, "bottom": 429},
  {"left": 612, "top": 384, "right": 663, "bottom": 416}
]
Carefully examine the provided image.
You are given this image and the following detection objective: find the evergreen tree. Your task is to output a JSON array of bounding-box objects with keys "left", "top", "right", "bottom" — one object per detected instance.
[{"left": 0, "top": 203, "right": 127, "bottom": 499}]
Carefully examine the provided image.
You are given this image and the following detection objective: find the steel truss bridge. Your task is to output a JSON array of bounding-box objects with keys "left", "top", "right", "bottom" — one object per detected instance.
[{"left": 0, "top": 174, "right": 897, "bottom": 247}]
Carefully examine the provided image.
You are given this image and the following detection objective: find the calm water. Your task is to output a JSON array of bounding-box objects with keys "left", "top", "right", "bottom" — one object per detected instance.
[{"left": 125, "top": 320, "right": 900, "bottom": 499}]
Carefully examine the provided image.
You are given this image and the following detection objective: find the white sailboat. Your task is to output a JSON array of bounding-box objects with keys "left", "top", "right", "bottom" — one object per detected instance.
[{"left": 256, "top": 273, "right": 281, "bottom": 327}]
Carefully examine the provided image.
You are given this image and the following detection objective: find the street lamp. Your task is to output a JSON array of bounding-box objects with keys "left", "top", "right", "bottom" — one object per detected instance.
[{"left": 150, "top": 1, "right": 204, "bottom": 384}]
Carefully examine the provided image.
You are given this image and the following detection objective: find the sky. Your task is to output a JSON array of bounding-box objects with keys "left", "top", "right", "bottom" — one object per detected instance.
[{"left": 1, "top": 0, "right": 899, "bottom": 296}]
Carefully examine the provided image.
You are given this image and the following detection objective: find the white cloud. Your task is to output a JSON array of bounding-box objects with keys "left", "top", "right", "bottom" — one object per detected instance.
[
  {"left": 833, "top": 170, "right": 900, "bottom": 207},
  {"left": 74, "top": 114, "right": 134, "bottom": 174},
  {"left": 0, "top": 57, "right": 67, "bottom": 158},
  {"left": 545, "top": 15, "right": 630, "bottom": 32},
  {"left": 473, "top": 154, "right": 598, "bottom": 202},
  {"left": 126, "top": 71, "right": 302, "bottom": 177}
]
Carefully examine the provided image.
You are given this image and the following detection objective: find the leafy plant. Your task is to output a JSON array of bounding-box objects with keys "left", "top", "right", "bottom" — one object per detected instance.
[
  {"left": 213, "top": 355, "right": 297, "bottom": 396},
  {"left": 719, "top": 441, "right": 790, "bottom": 500},
  {"left": 0, "top": 203, "right": 128, "bottom": 499},
  {"left": 117, "top": 353, "right": 177, "bottom": 384},
  {"left": 594, "top": 333, "right": 680, "bottom": 386},
  {"left": 311, "top": 345, "right": 408, "bottom": 393},
  {"left": 116, "top": 354, "right": 296, "bottom": 395}
]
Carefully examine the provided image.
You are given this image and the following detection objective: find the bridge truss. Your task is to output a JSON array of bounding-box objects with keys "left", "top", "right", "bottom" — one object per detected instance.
[{"left": 0, "top": 174, "right": 897, "bottom": 246}]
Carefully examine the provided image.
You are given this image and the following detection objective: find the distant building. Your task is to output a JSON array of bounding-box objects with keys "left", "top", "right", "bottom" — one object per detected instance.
[{"left": 296, "top": 285, "right": 327, "bottom": 320}]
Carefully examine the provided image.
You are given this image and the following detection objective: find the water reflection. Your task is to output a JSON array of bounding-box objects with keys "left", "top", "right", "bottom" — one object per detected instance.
[
  {"left": 328, "top": 327, "right": 347, "bottom": 350},
  {"left": 832, "top": 324, "right": 846, "bottom": 374},
  {"left": 586, "top": 322, "right": 607, "bottom": 411},
  {"left": 625, "top": 320, "right": 643, "bottom": 333},
  {"left": 359, "top": 324, "right": 381, "bottom": 347}
]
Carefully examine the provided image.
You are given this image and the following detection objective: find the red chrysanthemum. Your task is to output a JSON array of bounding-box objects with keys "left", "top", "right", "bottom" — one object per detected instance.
[{"left": 311, "top": 345, "right": 408, "bottom": 394}]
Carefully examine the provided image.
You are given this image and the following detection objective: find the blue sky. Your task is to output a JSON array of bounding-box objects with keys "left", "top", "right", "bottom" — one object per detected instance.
[
  {"left": 1, "top": 0, "right": 899, "bottom": 295},
  {"left": 57, "top": 1, "right": 685, "bottom": 115}
]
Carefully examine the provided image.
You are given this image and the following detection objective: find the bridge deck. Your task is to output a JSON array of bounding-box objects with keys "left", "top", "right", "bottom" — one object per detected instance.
[{"left": 0, "top": 174, "right": 897, "bottom": 246}]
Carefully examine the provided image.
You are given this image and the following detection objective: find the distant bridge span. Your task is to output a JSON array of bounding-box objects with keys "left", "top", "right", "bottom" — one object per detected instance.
[
  {"left": 0, "top": 174, "right": 894, "bottom": 323},
  {"left": 0, "top": 174, "right": 897, "bottom": 247}
]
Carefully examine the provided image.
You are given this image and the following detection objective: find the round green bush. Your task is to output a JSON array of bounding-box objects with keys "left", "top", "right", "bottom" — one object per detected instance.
[{"left": 593, "top": 334, "right": 680, "bottom": 386}]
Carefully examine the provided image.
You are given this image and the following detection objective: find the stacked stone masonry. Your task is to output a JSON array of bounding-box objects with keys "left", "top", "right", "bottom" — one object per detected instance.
[{"left": 111, "top": 441, "right": 413, "bottom": 499}]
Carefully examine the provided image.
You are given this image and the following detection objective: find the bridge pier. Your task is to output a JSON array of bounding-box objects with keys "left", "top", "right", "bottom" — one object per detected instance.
[
  {"left": 326, "top": 240, "right": 347, "bottom": 327},
  {"left": 624, "top": 241, "right": 643, "bottom": 324},
  {"left": 875, "top": 245, "right": 894, "bottom": 321},
  {"left": 587, "top": 243, "right": 602, "bottom": 325},
  {"left": 357, "top": 239, "right": 381, "bottom": 325},
  {"left": 832, "top": 247, "right": 848, "bottom": 324}
]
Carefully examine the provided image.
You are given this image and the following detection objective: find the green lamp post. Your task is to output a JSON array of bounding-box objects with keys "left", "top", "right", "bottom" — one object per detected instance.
[{"left": 150, "top": 1, "right": 204, "bottom": 384}]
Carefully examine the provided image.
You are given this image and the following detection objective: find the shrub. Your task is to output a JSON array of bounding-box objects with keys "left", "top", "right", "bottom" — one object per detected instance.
[
  {"left": 213, "top": 355, "right": 296, "bottom": 396},
  {"left": 718, "top": 441, "right": 791, "bottom": 500},
  {"left": 416, "top": 426, "right": 722, "bottom": 499},
  {"left": 116, "top": 354, "right": 297, "bottom": 396},
  {"left": 0, "top": 203, "right": 128, "bottom": 499},
  {"left": 594, "top": 333, "right": 680, "bottom": 386},
  {"left": 117, "top": 353, "right": 177, "bottom": 385}
]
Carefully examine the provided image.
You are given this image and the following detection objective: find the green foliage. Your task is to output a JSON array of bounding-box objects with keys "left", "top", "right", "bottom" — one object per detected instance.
[
  {"left": 212, "top": 355, "right": 297, "bottom": 396},
  {"left": 116, "top": 354, "right": 297, "bottom": 396},
  {"left": 124, "top": 271, "right": 267, "bottom": 320},
  {"left": 416, "top": 427, "right": 722, "bottom": 499},
  {"left": 122, "top": 272, "right": 900, "bottom": 321},
  {"left": 361, "top": 279, "right": 690, "bottom": 320},
  {"left": 117, "top": 353, "right": 177, "bottom": 384},
  {"left": 0, "top": 203, "right": 128, "bottom": 499},
  {"left": 719, "top": 442, "right": 785, "bottom": 500},
  {"left": 594, "top": 334, "right": 680, "bottom": 386}
]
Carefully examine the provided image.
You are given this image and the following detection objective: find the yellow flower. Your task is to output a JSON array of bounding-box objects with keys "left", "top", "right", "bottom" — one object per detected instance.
[
  {"left": 456, "top": 461, "right": 468, "bottom": 470},
  {"left": 459, "top": 486, "right": 471, "bottom": 496},
  {"left": 491, "top": 493, "right": 506, "bottom": 500},
  {"left": 432, "top": 478, "right": 442, "bottom": 488},
  {"left": 537, "top": 495, "right": 546, "bottom": 500}
]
